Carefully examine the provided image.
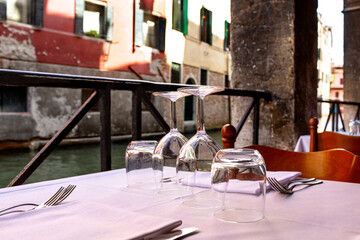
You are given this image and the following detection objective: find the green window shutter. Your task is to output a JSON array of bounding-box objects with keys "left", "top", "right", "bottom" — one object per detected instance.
[
  {"left": 75, "top": 0, "right": 84, "bottom": 35},
  {"left": 34, "top": 0, "right": 43, "bottom": 28},
  {"left": 182, "top": 0, "right": 188, "bottom": 35},
  {"left": 224, "top": 21, "right": 229, "bottom": 50},
  {"left": 207, "top": 10, "right": 212, "bottom": 45},
  {"left": 156, "top": 16, "right": 166, "bottom": 51},
  {"left": 135, "top": 9, "right": 144, "bottom": 46},
  {"left": 0, "top": 0, "right": 6, "bottom": 21},
  {"left": 105, "top": 6, "right": 113, "bottom": 42},
  {"left": 172, "top": 0, "right": 180, "bottom": 30},
  {"left": 200, "top": 7, "right": 204, "bottom": 41}
]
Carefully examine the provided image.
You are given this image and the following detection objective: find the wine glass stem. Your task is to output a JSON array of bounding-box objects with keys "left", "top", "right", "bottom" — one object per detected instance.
[
  {"left": 197, "top": 97, "right": 205, "bottom": 131},
  {"left": 171, "top": 101, "right": 176, "bottom": 129}
]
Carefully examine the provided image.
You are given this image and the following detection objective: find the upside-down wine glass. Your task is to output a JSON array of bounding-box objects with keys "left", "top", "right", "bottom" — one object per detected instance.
[
  {"left": 152, "top": 91, "right": 191, "bottom": 197},
  {"left": 176, "top": 86, "right": 224, "bottom": 208}
]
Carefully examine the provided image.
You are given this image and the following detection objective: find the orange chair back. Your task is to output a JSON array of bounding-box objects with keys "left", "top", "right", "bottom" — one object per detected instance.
[
  {"left": 309, "top": 117, "right": 360, "bottom": 155},
  {"left": 246, "top": 145, "right": 360, "bottom": 183}
]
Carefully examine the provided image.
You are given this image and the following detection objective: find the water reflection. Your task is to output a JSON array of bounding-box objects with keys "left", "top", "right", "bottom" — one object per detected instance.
[{"left": 0, "top": 130, "right": 222, "bottom": 188}]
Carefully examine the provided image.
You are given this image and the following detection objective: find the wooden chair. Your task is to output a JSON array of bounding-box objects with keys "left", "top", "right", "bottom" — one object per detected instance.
[
  {"left": 221, "top": 124, "right": 360, "bottom": 183},
  {"left": 245, "top": 145, "right": 360, "bottom": 183},
  {"left": 309, "top": 117, "right": 360, "bottom": 155}
]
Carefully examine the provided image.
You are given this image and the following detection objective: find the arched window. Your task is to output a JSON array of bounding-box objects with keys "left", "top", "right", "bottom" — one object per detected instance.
[{"left": 184, "top": 78, "right": 196, "bottom": 121}]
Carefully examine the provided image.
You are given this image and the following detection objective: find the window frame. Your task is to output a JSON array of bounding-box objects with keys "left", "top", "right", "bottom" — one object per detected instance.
[
  {"left": 134, "top": 9, "right": 166, "bottom": 51},
  {"left": 0, "top": 86, "right": 28, "bottom": 113},
  {"left": 74, "top": 0, "right": 113, "bottom": 42},
  {"left": 224, "top": 74, "right": 229, "bottom": 88},
  {"left": 170, "top": 62, "right": 181, "bottom": 84},
  {"left": 200, "top": 7, "right": 212, "bottom": 45},
  {"left": 0, "top": 0, "right": 43, "bottom": 27},
  {"left": 200, "top": 68, "right": 208, "bottom": 85},
  {"left": 172, "top": 0, "right": 188, "bottom": 35}
]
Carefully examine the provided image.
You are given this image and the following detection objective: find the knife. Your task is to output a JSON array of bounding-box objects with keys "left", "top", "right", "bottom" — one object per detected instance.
[
  {"left": 287, "top": 178, "right": 316, "bottom": 187},
  {"left": 151, "top": 227, "right": 199, "bottom": 240},
  {"left": 167, "top": 227, "right": 199, "bottom": 240}
]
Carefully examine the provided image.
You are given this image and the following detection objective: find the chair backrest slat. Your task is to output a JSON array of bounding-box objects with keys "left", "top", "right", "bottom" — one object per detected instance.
[
  {"left": 309, "top": 117, "right": 360, "bottom": 155},
  {"left": 246, "top": 145, "right": 360, "bottom": 183}
]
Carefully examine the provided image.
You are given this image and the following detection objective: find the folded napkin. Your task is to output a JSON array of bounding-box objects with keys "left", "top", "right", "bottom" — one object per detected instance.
[
  {"left": 0, "top": 201, "right": 182, "bottom": 240},
  {"left": 181, "top": 171, "right": 301, "bottom": 195}
]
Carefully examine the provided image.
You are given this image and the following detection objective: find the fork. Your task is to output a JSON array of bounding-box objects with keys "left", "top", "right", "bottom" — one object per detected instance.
[
  {"left": 267, "top": 177, "right": 323, "bottom": 194},
  {"left": 285, "top": 178, "right": 316, "bottom": 187},
  {"left": 0, "top": 184, "right": 76, "bottom": 216}
]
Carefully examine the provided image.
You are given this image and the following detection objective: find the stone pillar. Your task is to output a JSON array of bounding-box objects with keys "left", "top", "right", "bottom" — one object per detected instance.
[
  {"left": 344, "top": 0, "right": 360, "bottom": 125},
  {"left": 230, "top": 0, "right": 318, "bottom": 149}
]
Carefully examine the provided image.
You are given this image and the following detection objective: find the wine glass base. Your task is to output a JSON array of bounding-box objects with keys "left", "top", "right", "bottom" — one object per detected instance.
[
  {"left": 214, "top": 209, "right": 264, "bottom": 223},
  {"left": 127, "top": 182, "right": 159, "bottom": 192},
  {"left": 158, "top": 188, "right": 193, "bottom": 198},
  {"left": 158, "top": 182, "right": 193, "bottom": 198},
  {"left": 182, "top": 197, "right": 222, "bottom": 209}
]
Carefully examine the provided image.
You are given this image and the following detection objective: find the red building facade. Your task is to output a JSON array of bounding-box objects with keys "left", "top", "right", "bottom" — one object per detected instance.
[
  {"left": 0, "top": 0, "right": 167, "bottom": 76},
  {"left": 0, "top": 0, "right": 230, "bottom": 146},
  {"left": 0, "top": 0, "right": 169, "bottom": 145}
]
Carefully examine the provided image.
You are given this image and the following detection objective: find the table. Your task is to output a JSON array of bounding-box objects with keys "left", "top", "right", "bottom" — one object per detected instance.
[
  {"left": 294, "top": 135, "right": 310, "bottom": 152},
  {"left": 1, "top": 168, "right": 360, "bottom": 240}
]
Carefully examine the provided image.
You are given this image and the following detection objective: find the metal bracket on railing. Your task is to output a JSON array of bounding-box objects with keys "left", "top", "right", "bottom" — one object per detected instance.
[
  {"left": 142, "top": 93, "right": 170, "bottom": 133},
  {"left": 8, "top": 90, "right": 99, "bottom": 187},
  {"left": 234, "top": 98, "right": 261, "bottom": 144}
]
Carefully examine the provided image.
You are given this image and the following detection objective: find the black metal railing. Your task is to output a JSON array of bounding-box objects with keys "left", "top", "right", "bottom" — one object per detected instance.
[
  {"left": 317, "top": 98, "right": 360, "bottom": 132},
  {"left": 0, "top": 69, "right": 272, "bottom": 186}
]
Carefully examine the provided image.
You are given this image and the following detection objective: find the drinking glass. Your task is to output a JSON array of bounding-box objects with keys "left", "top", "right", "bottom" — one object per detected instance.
[
  {"left": 211, "top": 148, "right": 266, "bottom": 223},
  {"left": 176, "top": 86, "right": 224, "bottom": 208},
  {"left": 125, "top": 140, "right": 159, "bottom": 191},
  {"left": 152, "top": 91, "right": 191, "bottom": 196},
  {"left": 349, "top": 120, "right": 360, "bottom": 135}
]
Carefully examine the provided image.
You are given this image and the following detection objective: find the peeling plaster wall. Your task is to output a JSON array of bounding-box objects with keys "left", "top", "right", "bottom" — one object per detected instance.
[
  {"left": 30, "top": 87, "right": 81, "bottom": 138},
  {"left": 0, "top": 25, "right": 36, "bottom": 61}
]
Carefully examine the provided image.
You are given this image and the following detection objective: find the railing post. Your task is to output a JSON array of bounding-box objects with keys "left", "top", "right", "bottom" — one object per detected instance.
[
  {"left": 337, "top": 102, "right": 345, "bottom": 131},
  {"left": 252, "top": 98, "right": 260, "bottom": 144},
  {"left": 142, "top": 93, "right": 170, "bottom": 133},
  {"left": 324, "top": 102, "right": 334, "bottom": 131},
  {"left": 335, "top": 102, "right": 339, "bottom": 132},
  {"left": 99, "top": 85, "right": 111, "bottom": 171},
  {"left": 332, "top": 102, "right": 336, "bottom": 131},
  {"left": 132, "top": 86, "right": 143, "bottom": 140},
  {"left": 235, "top": 98, "right": 255, "bottom": 138}
]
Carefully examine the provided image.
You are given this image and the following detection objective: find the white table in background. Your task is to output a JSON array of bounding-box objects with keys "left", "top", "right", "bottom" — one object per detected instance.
[
  {"left": 294, "top": 135, "right": 310, "bottom": 152},
  {"left": 0, "top": 167, "right": 360, "bottom": 240}
]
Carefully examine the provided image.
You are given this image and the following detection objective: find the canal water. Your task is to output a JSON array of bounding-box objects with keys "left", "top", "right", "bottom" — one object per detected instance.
[{"left": 0, "top": 130, "right": 223, "bottom": 188}]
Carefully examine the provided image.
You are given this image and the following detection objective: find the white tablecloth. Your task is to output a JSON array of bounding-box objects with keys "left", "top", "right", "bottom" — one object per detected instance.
[
  {"left": 1, "top": 168, "right": 360, "bottom": 240},
  {"left": 294, "top": 135, "right": 310, "bottom": 152}
]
